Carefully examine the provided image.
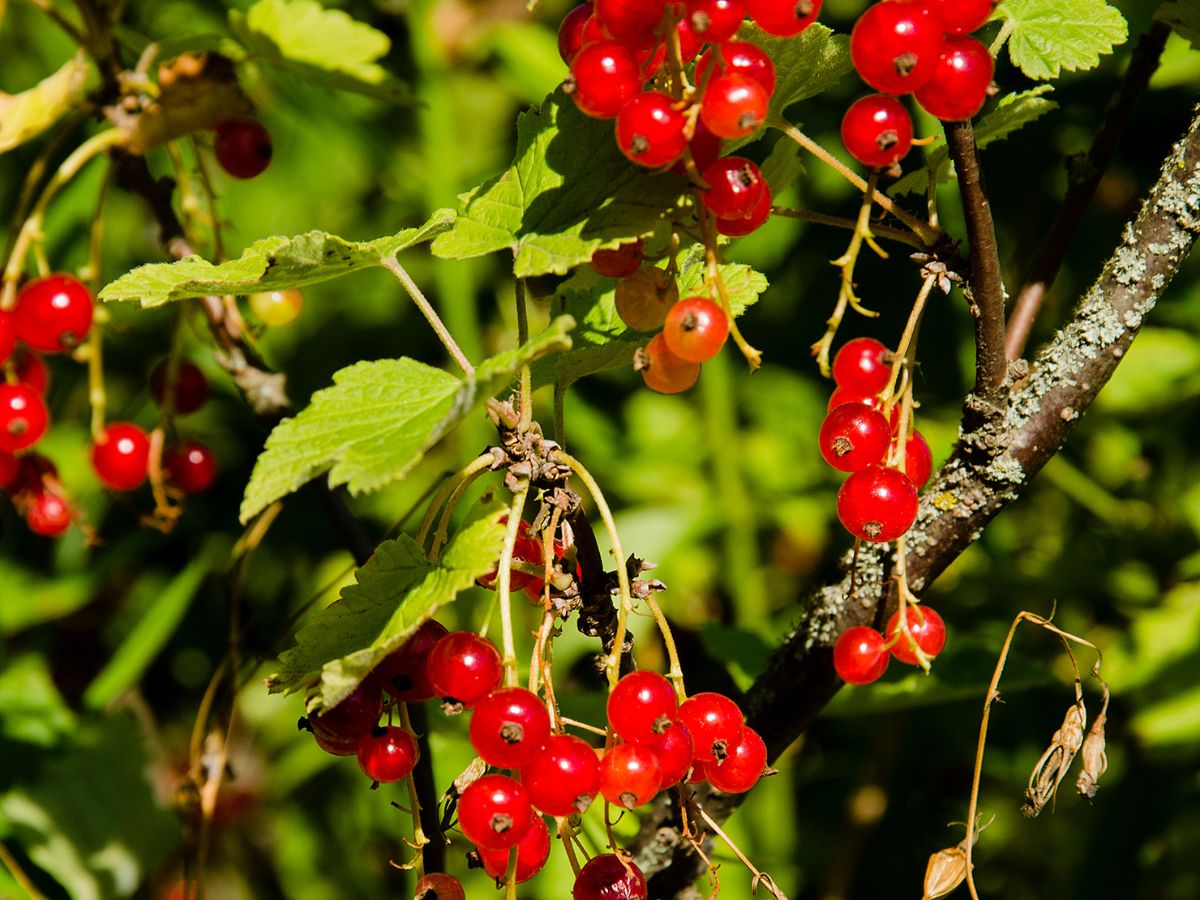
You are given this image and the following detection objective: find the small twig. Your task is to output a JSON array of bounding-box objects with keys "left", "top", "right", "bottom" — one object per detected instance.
[
  {"left": 693, "top": 802, "right": 789, "bottom": 900},
  {"left": 497, "top": 483, "right": 531, "bottom": 686},
  {"left": 771, "top": 206, "right": 926, "bottom": 249},
  {"left": 380, "top": 254, "right": 473, "bottom": 376}
]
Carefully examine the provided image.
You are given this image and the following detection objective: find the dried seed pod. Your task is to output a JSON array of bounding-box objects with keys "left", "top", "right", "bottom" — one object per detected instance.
[
  {"left": 1022, "top": 695, "right": 1086, "bottom": 818},
  {"left": 1076, "top": 686, "right": 1110, "bottom": 799},
  {"left": 922, "top": 839, "right": 970, "bottom": 900}
]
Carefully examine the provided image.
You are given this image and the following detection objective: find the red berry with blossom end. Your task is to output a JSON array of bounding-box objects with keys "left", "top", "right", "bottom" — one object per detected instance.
[
  {"left": 593, "top": 0, "right": 664, "bottom": 50},
  {"left": 832, "top": 337, "right": 891, "bottom": 394},
  {"left": 641, "top": 333, "right": 700, "bottom": 395},
  {"left": 819, "top": 403, "right": 892, "bottom": 472},
  {"left": 415, "top": 873, "right": 465, "bottom": 900},
  {"left": 601, "top": 743, "right": 663, "bottom": 809},
  {"left": 834, "top": 626, "right": 890, "bottom": 684},
  {"left": 887, "top": 605, "right": 947, "bottom": 665},
  {"left": 457, "top": 774, "right": 532, "bottom": 851},
  {"left": 591, "top": 239, "right": 644, "bottom": 278},
  {"left": 568, "top": 41, "right": 643, "bottom": 119},
  {"left": 745, "top": 0, "right": 823, "bottom": 36},
  {"left": 14, "top": 348, "right": 48, "bottom": 394},
  {"left": 427, "top": 632, "right": 504, "bottom": 707},
  {"left": 0, "top": 384, "right": 48, "bottom": 453},
  {"left": 705, "top": 726, "right": 767, "bottom": 793},
  {"left": 700, "top": 157, "right": 767, "bottom": 220},
  {"left": 521, "top": 734, "right": 601, "bottom": 816},
  {"left": 701, "top": 73, "right": 769, "bottom": 139},
  {"left": 477, "top": 811, "right": 551, "bottom": 883},
  {"left": 0, "top": 310, "right": 15, "bottom": 363},
  {"left": 150, "top": 359, "right": 209, "bottom": 414},
  {"left": 91, "top": 423, "right": 150, "bottom": 492},
  {"left": 14, "top": 274, "right": 94, "bottom": 353},
  {"left": 25, "top": 489, "right": 72, "bottom": 537},
  {"left": 923, "top": 0, "right": 996, "bottom": 35},
  {"left": 716, "top": 185, "right": 773, "bottom": 236},
  {"left": 214, "top": 117, "right": 272, "bottom": 179},
  {"left": 607, "top": 670, "right": 678, "bottom": 744},
  {"left": 663, "top": 296, "right": 729, "bottom": 363},
  {"left": 357, "top": 725, "right": 420, "bottom": 783},
  {"left": 836, "top": 464, "right": 918, "bottom": 542},
  {"left": 826, "top": 386, "right": 900, "bottom": 432},
  {"left": 164, "top": 440, "right": 217, "bottom": 493},
  {"left": 686, "top": 0, "right": 746, "bottom": 44},
  {"left": 677, "top": 692, "right": 744, "bottom": 763},
  {"left": 375, "top": 619, "right": 448, "bottom": 703},
  {"left": 616, "top": 92, "right": 689, "bottom": 168},
  {"left": 842, "top": 94, "right": 914, "bottom": 168},
  {"left": 647, "top": 720, "right": 694, "bottom": 788},
  {"left": 902, "top": 429, "right": 933, "bottom": 489},
  {"left": 850, "top": 0, "right": 944, "bottom": 95},
  {"left": 696, "top": 42, "right": 777, "bottom": 96},
  {"left": 573, "top": 854, "right": 648, "bottom": 900},
  {"left": 470, "top": 686, "right": 552, "bottom": 769},
  {"left": 914, "top": 35, "right": 994, "bottom": 122}
]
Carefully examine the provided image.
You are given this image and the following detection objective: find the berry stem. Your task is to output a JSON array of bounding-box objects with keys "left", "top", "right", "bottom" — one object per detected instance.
[
  {"left": 555, "top": 817, "right": 584, "bottom": 877},
  {"left": 84, "top": 162, "right": 114, "bottom": 441},
  {"left": 428, "top": 453, "right": 497, "bottom": 558},
  {"left": 770, "top": 206, "right": 926, "bottom": 250},
  {"left": 397, "top": 702, "right": 430, "bottom": 880},
  {"left": 379, "top": 254, "right": 474, "bottom": 377},
  {"left": 497, "top": 483, "right": 531, "bottom": 687},
  {"left": 691, "top": 801, "right": 789, "bottom": 900},
  {"left": 698, "top": 208, "right": 762, "bottom": 370},
  {"left": 880, "top": 274, "right": 936, "bottom": 409}
]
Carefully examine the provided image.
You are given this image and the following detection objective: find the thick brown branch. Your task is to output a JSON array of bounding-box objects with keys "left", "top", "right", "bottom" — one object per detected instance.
[
  {"left": 642, "top": 105, "right": 1200, "bottom": 896},
  {"left": 1005, "top": 20, "right": 1171, "bottom": 360}
]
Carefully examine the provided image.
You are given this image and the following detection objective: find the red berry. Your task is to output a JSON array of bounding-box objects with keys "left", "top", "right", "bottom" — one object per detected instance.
[
  {"left": 836, "top": 464, "right": 918, "bottom": 542},
  {"left": 607, "top": 670, "right": 678, "bottom": 744},
  {"left": 426, "top": 632, "right": 504, "bottom": 707},
  {"left": 716, "top": 185, "right": 772, "bottom": 236},
  {"left": 591, "top": 239, "right": 645, "bottom": 278},
  {"left": 375, "top": 619, "right": 449, "bottom": 703},
  {"left": 700, "top": 156, "right": 768, "bottom": 220},
  {"left": 641, "top": 333, "right": 700, "bottom": 394},
  {"left": 887, "top": 605, "right": 947, "bottom": 665},
  {"left": 819, "top": 403, "right": 892, "bottom": 472},
  {"left": 150, "top": 359, "right": 210, "bottom": 414},
  {"left": 414, "top": 873, "right": 466, "bottom": 900},
  {"left": 478, "top": 519, "right": 543, "bottom": 594},
  {"left": 745, "top": 0, "right": 823, "bottom": 36},
  {"left": 470, "top": 687, "right": 552, "bottom": 769},
  {"left": 0, "top": 310, "right": 15, "bottom": 363},
  {"left": 9, "top": 452, "right": 56, "bottom": 496},
  {"left": 616, "top": 92, "right": 689, "bottom": 168},
  {"left": 568, "top": 40, "right": 643, "bottom": 119},
  {"left": 826, "top": 386, "right": 900, "bottom": 432},
  {"left": 923, "top": 0, "right": 995, "bottom": 35},
  {"left": 13, "top": 348, "right": 48, "bottom": 393},
  {"left": 833, "top": 626, "right": 890, "bottom": 684},
  {"left": 902, "top": 429, "right": 933, "bottom": 489},
  {"left": 686, "top": 0, "right": 746, "bottom": 44},
  {"left": 832, "top": 338, "right": 891, "bottom": 394},
  {"left": 674, "top": 15, "right": 706, "bottom": 63},
  {"left": 0, "top": 383, "right": 48, "bottom": 453},
  {"left": 701, "top": 73, "right": 769, "bottom": 139},
  {"left": 309, "top": 681, "right": 381, "bottom": 747},
  {"left": 559, "top": 4, "right": 602, "bottom": 64},
  {"left": 312, "top": 728, "right": 364, "bottom": 757},
  {"left": 164, "top": 440, "right": 217, "bottom": 493},
  {"left": 520, "top": 734, "right": 601, "bottom": 816},
  {"left": 705, "top": 726, "right": 767, "bottom": 793},
  {"left": 672, "top": 122, "right": 723, "bottom": 176},
  {"left": 593, "top": 0, "right": 665, "bottom": 49},
  {"left": 663, "top": 296, "right": 729, "bottom": 363},
  {"left": 615, "top": 268, "right": 679, "bottom": 333},
  {"left": 477, "top": 811, "right": 552, "bottom": 883},
  {"left": 213, "top": 117, "right": 272, "bottom": 179},
  {"left": 457, "top": 774, "right": 532, "bottom": 851},
  {"left": 573, "top": 854, "right": 647, "bottom": 900},
  {"left": 24, "top": 489, "right": 72, "bottom": 537},
  {"left": 357, "top": 725, "right": 420, "bottom": 783},
  {"left": 914, "top": 35, "right": 994, "bottom": 121},
  {"left": 841, "top": 94, "right": 914, "bottom": 168},
  {"left": 646, "top": 720, "right": 694, "bottom": 788},
  {"left": 696, "top": 42, "right": 777, "bottom": 96},
  {"left": 600, "top": 743, "right": 663, "bottom": 809},
  {"left": 13, "top": 274, "right": 94, "bottom": 353},
  {"left": 850, "top": 0, "right": 944, "bottom": 95},
  {"left": 91, "top": 423, "right": 150, "bottom": 492},
  {"left": 677, "top": 692, "right": 744, "bottom": 763}
]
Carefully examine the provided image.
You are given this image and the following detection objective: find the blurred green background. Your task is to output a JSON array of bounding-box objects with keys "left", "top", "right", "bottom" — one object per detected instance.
[{"left": 2, "top": 0, "right": 1199, "bottom": 897}]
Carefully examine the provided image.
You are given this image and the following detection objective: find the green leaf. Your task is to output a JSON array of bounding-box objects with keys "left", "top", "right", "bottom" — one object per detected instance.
[
  {"left": 240, "top": 316, "right": 574, "bottom": 522},
  {"left": 759, "top": 136, "right": 806, "bottom": 196},
  {"left": 267, "top": 510, "right": 508, "bottom": 709},
  {"left": 0, "top": 656, "right": 76, "bottom": 747},
  {"left": 1158, "top": 0, "right": 1200, "bottom": 50},
  {"left": 996, "top": 0, "right": 1128, "bottom": 81},
  {"left": 0, "top": 53, "right": 92, "bottom": 155},
  {"left": 431, "top": 90, "right": 687, "bottom": 277},
  {"left": 889, "top": 87, "right": 1059, "bottom": 196},
  {"left": 0, "top": 561, "right": 93, "bottom": 635},
  {"left": 741, "top": 22, "right": 852, "bottom": 131},
  {"left": 677, "top": 251, "right": 767, "bottom": 318},
  {"left": 99, "top": 210, "right": 454, "bottom": 307}
]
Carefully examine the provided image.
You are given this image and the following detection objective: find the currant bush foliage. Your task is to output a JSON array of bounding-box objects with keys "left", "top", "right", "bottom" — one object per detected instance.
[{"left": 994, "top": 0, "right": 1129, "bottom": 80}]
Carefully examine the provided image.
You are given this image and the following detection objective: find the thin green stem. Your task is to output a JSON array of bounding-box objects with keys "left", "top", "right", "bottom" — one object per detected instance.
[
  {"left": 881, "top": 275, "right": 936, "bottom": 409},
  {"left": 430, "top": 454, "right": 496, "bottom": 558},
  {"left": 417, "top": 453, "right": 493, "bottom": 552},
  {"left": 380, "top": 254, "right": 473, "bottom": 376},
  {"left": 497, "top": 483, "right": 531, "bottom": 687},
  {"left": 397, "top": 703, "right": 429, "bottom": 880}
]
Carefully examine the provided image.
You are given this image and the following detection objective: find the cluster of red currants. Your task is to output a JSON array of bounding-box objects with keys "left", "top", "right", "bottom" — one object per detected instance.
[
  {"left": 834, "top": 603, "right": 947, "bottom": 684},
  {"left": 840, "top": 0, "right": 999, "bottom": 169}
]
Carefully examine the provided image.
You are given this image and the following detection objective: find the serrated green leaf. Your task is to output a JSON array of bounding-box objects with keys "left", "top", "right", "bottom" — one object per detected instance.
[
  {"left": 99, "top": 210, "right": 454, "bottom": 306},
  {"left": 0, "top": 53, "right": 92, "bottom": 155},
  {"left": 1158, "top": 0, "right": 1200, "bottom": 50},
  {"left": 266, "top": 511, "right": 508, "bottom": 709},
  {"left": 677, "top": 248, "right": 768, "bottom": 318},
  {"left": 431, "top": 89, "right": 686, "bottom": 277},
  {"left": 240, "top": 316, "right": 574, "bottom": 522},
  {"left": 889, "top": 87, "right": 1058, "bottom": 196},
  {"left": 740, "top": 22, "right": 851, "bottom": 135},
  {"left": 996, "top": 0, "right": 1128, "bottom": 81}
]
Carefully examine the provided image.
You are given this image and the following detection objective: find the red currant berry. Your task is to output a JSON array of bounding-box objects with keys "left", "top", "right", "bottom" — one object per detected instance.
[
  {"left": 0, "top": 310, "right": 15, "bottom": 363},
  {"left": 677, "top": 692, "right": 744, "bottom": 763},
  {"left": 357, "top": 725, "right": 420, "bottom": 783},
  {"left": 13, "top": 274, "right": 94, "bottom": 353},
  {"left": 600, "top": 743, "right": 663, "bottom": 809},
  {"left": 150, "top": 359, "right": 209, "bottom": 414},
  {"left": 520, "top": 733, "right": 601, "bottom": 816},
  {"left": 686, "top": 0, "right": 746, "bottom": 44},
  {"left": 559, "top": 4, "right": 602, "bottom": 64},
  {"left": 819, "top": 403, "right": 892, "bottom": 472},
  {"left": 308, "top": 681, "right": 381, "bottom": 746},
  {"left": 674, "top": 15, "right": 706, "bottom": 63},
  {"left": 616, "top": 92, "right": 689, "bottom": 168},
  {"left": 593, "top": 0, "right": 664, "bottom": 49},
  {"left": 901, "top": 429, "right": 933, "bottom": 489},
  {"left": 832, "top": 337, "right": 891, "bottom": 394},
  {"left": 591, "top": 239, "right": 645, "bottom": 279},
  {"left": 887, "top": 605, "right": 947, "bottom": 665},
  {"left": 24, "top": 489, "right": 72, "bottom": 537},
  {"left": 647, "top": 720, "right": 694, "bottom": 788},
  {"left": 615, "top": 268, "right": 679, "bottom": 333},
  {"left": 477, "top": 811, "right": 551, "bottom": 883},
  {"left": 641, "top": 333, "right": 700, "bottom": 394},
  {"left": 414, "top": 873, "right": 466, "bottom": 900},
  {"left": 833, "top": 626, "right": 890, "bottom": 684},
  {"left": 164, "top": 440, "right": 217, "bottom": 493},
  {"left": 213, "top": 117, "right": 272, "bottom": 179},
  {"left": 696, "top": 42, "right": 777, "bottom": 96},
  {"left": 9, "top": 452, "right": 56, "bottom": 496},
  {"left": 249, "top": 288, "right": 304, "bottom": 327},
  {"left": 0, "top": 384, "right": 48, "bottom": 453},
  {"left": 470, "top": 687, "right": 552, "bottom": 769},
  {"left": 716, "top": 184, "right": 772, "bottom": 236},
  {"left": 91, "top": 423, "right": 150, "bottom": 492},
  {"left": 746, "top": 0, "right": 822, "bottom": 36},
  {"left": 836, "top": 464, "right": 918, "bottom": 542},
  {"left": 826, "top": 387, "right": 900, "bottom": 432},
  {"left": 312, "top": 728, "right": 363, "bottom": 757},
  {"left": 478, "top": 519, "right": 541, "bottom": 594},
  {"left": 700, "top": 156, "right": 767, "bottom": 220},
  {"left": 567, "top": 40, "right": 643, "bottom": 119},
  {"left": 427, "top": 632, "right": 504, "bottom": 707},
  {"left": 663, "top": 296, "right": 729, "bottom": 363},
  {"left": 573, "top": 854, "right": 647, "bottom": 900},
  {"left": 701, "top": 73, "right": 768, "bottom": 139},
  {"left": 607, "top": 670, "right": 678, "bottom": 744},
  {"left": 922, "top": 0, "right": 995, "bottom": 36},
  {"left": 375, "top": 619, "right": 449, "bottom": 703},
  {"left": 850, "top": 0, "right": 944, "bottom": 95},
  {"left": 841, "top": 94, "right": 914, "bottom": 168},
  {"left": 914, "top": 35, "right": 994, "bottom": 121},
  {"left": 705, "top": 726, "right": 767, "bottom": 793},
  {"left": 14, "top": 348, "right": 48, "bottom": 393},
  {"left": 672, "top": 122, "right": 723, "bottom": 176},
  {"left": 457, "top": 774, "right": 532, "bottom": 851}
]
